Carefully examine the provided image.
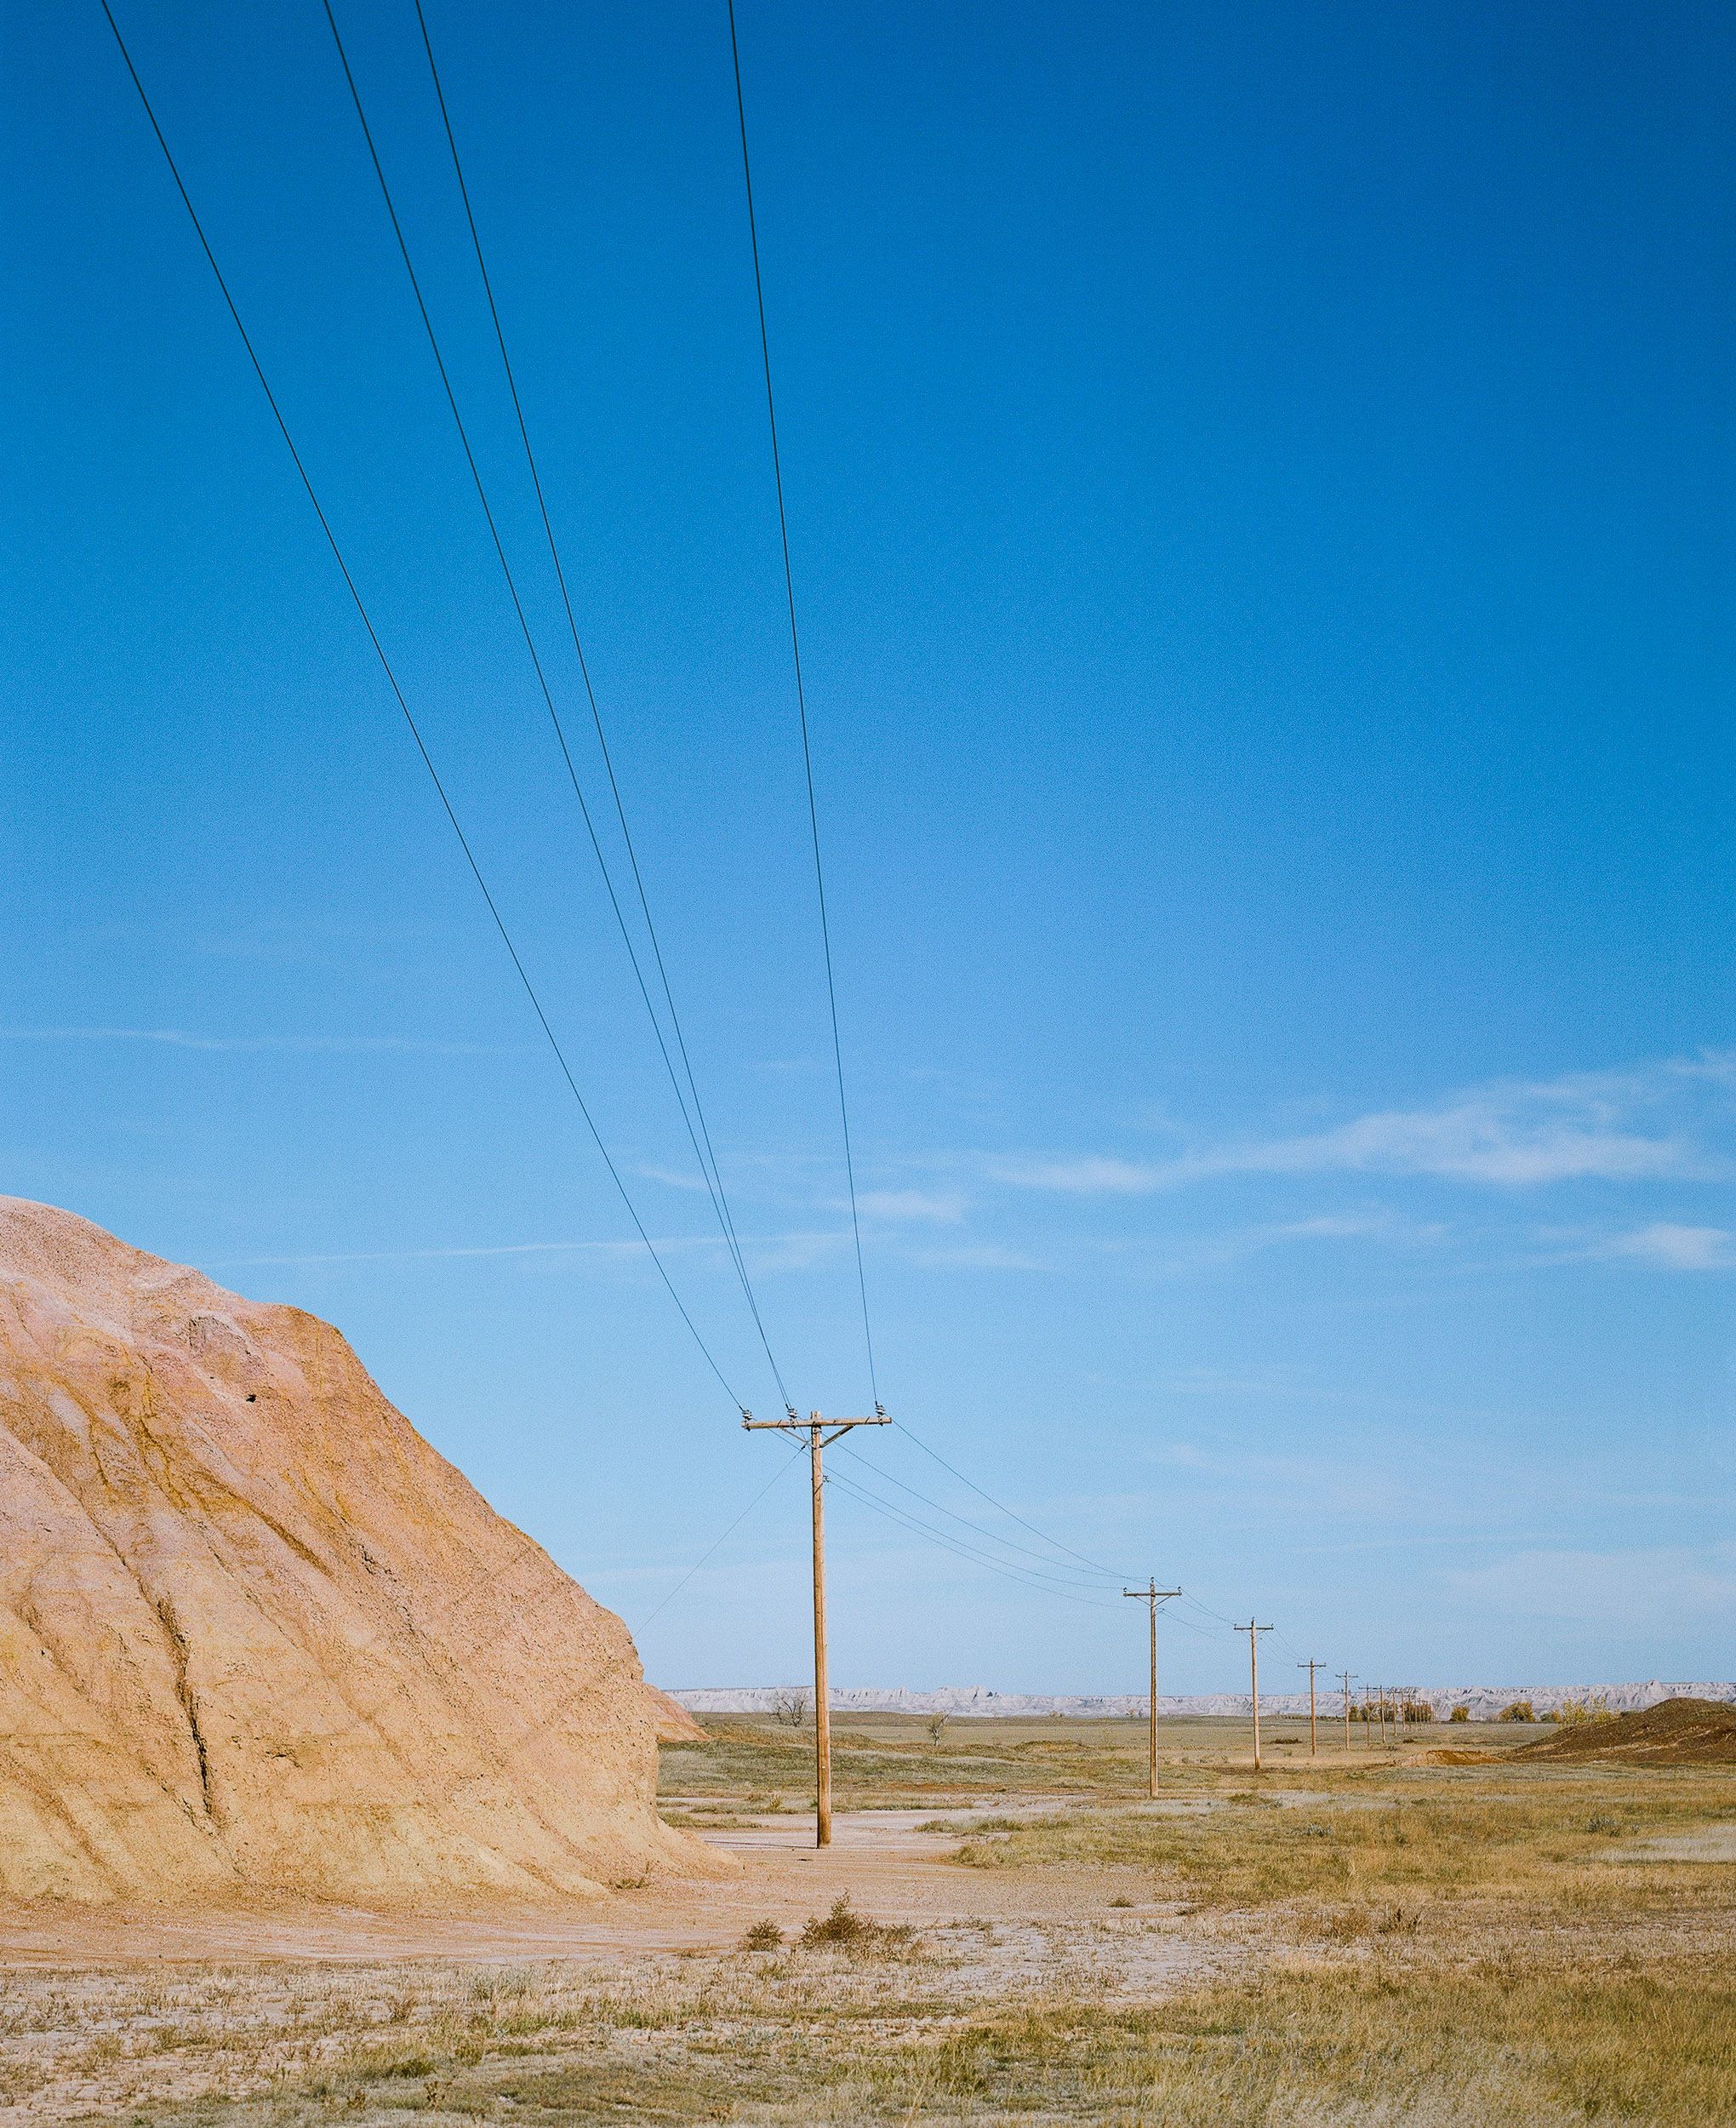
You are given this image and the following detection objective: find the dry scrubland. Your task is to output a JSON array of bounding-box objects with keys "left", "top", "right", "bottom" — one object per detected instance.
[{"left": 3, "top": 1707, "right": 1732, "bottom": 2125}]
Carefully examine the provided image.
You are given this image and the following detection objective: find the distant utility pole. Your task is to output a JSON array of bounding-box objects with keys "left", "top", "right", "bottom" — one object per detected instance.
[
  {"left": 1296, "top": 1659, "right": 1325, "bottom": 1758},
  {"left": 1236, "top": 1621, "right": 1274, "bottom": 1769},
  {"left": 1122, "top": 1581, "right": 1183, "bottom": 1798},
  {"left": 1339, "top": 1671, "right": 1357, "bottom": 1752},
  {"left": 744, "top": 1406, "right": 890, "bottom": 1847}
]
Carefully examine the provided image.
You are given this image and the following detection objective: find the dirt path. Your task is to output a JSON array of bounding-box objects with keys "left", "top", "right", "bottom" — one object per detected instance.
[{"left": 0, "top": 1807, "right": 1174, "bottom": 1968}]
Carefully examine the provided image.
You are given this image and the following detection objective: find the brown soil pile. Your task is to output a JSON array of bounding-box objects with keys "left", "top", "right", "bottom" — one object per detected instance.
[
  {"left": 643, "top": 1685, "right": 705, "bottom": 1743},
  {"left": 1510, "top": 1696, "right": 1736, "bottom": 1766},
  {"left": 0, "top": 1197, "right": 722, "bottom": 1904}
]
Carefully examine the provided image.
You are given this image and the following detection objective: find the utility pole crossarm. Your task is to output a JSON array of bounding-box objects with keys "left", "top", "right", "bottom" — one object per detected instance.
[{"left": 742, "top": 1412, "right": 891, "bottom": 1449}]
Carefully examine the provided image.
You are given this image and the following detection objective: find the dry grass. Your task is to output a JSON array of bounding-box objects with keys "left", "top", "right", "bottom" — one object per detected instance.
[
  {"left": 951, "top": 1769, "right": 1736, "bottom": 1914},
  {"left": 6, "top": 1931, "right": 1730, "bottom": 2125},
  {"left": 4, "top": 1719, "right": 1731, "bottom": 2124}
]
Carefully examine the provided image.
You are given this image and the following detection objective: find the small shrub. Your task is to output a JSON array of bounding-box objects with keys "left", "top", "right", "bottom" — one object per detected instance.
[
  {"left": 770, "top": 1690, "right": 808, "bottom": 1728},
  {"left": 1448, "top": 1706, "right": 1470, "bottom": 1723},
  {"left": 1499, "top": 1702, "right": 1534, "bottom": 1723},
  {"left": 741, "top": 1919, "right": 783, "bottom": 1952},
  {"left": 1556, "top": 1695, "right": 1616, "bottom": 1728},
  {"left": 797, "top": 1894, "right": 914, "bottom": 1956}
]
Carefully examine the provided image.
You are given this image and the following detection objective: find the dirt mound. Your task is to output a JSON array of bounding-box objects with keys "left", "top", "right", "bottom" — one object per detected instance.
[
  {"left": 643, "top": 1685, "right": 705, "bottom": 1743},
  {"left": 1510, "top": 1697, "right": 1736, "bottom": 1766},
  {"left": 0, "top": 1197, "right": 723, "bottom": 1904}
]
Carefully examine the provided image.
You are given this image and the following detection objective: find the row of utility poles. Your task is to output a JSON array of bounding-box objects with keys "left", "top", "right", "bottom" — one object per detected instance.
[{"left": 745, "top": 1409, "right": 1395, "bottom": 1849}]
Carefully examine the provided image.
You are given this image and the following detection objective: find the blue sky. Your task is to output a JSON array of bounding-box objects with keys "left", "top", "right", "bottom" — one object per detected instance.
[{"left": 3, "top": 0, "right": 1732, "bottom": 1694}]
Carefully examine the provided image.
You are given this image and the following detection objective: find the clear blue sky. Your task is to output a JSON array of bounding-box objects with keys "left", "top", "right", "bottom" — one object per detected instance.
[{"left": 4, "top": 0, "right": 1731, "bottom": 1693}]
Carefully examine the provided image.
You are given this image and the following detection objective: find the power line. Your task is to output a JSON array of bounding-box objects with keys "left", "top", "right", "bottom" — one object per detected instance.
[
  {"left": 99, "top": 0, "right": 745, "bottom": 1414},
  {"left": 829, "top": 1457, "right": 1123, "bottom": 1600},
  {"left": 637, "top": 1437, "right": 808, "bottom": 1633},
  {"left": 322, "top": 0, "right": 791, "bottom": 1408},
  {"left": 725, "top": 0, "right": 877, "bottom": 1406},
  {"left": 823, "top": 1468, "right": 1121, "bottom": 1610},
  {"left": 1158, "top": 1605, "right": 1221, "bottom": 1639},
  {"left": 407, "top": 0, "right": 788, "bottom": 1408},
  {"left": 831, "top": 1439, "right": 1126, "bottom": 1589},
  {"left": 893, "top": 1418, "right": 1137, "bottom": 1582}
]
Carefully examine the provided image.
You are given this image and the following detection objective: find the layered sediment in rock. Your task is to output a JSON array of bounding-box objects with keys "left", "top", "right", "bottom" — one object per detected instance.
[{"left": 0, "top": 1197, "right": 716, "bottom": 1904}]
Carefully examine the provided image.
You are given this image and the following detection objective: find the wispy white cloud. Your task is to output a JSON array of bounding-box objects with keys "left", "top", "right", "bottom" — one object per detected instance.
[
  {"left": 987, "top": 1156, "right": 1162, "bottom": 1193},
  {"left": 912, "top": 1244, "right": 1044, "bottom": 1270},
  {"left": 206, "top": 1230, "right": 853, "bottom": 1273},
  {"left": 857, "top": 1189, "right": 967, "bottom": 1224},
  {"left": 1607, "top": 1223, "right": 1734, "bottom": 1271},
  {"left": 637, "top": 1164, "right": 719, "bottom": 1196},
  {"left": 1139, "top": 1211, "right": 1446, "bottom": 1276},
  {"left": 985, "top": 1059, "right": 1728, "bottom": 1195},
  {"left": 0, "top": 1027, "right": 514, "bottom": 1056},
  {"left": 1443, "top": 1544, "right": 1736, "bottom": 1623},
  {"left": 203, "top": 1238, "right": 666, "bottom": 1268},
  {"left": 1533, "top": 1221, "right": 1736, "bottom": 1273}
]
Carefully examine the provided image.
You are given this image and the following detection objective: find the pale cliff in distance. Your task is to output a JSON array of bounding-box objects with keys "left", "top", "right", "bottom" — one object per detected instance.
[{"left": 0, "top": 1197, "right": 717, "bottom": 1903}]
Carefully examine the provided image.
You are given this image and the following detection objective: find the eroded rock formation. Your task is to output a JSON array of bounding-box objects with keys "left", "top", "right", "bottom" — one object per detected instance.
[{"left": 0, "top": 1197, "right": 715, "bottom": 1903}]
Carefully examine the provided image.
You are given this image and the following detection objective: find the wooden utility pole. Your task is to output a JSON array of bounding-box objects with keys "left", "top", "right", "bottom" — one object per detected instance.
[
  {"left": 1122, "top": 1581, "right": 1182, "bottom": 1797},
  {"left": 1339, "top": 1671, "right": 1357, "bottom": 1752},
  {"left": 1296, "top": 1658, "right": 1324, "bottom": 1758},
  {"left": 1236, "top": 1622, "right": 1273, "bottom": 1769},
  {"left": 743, "top": 1407, "right": 890, "bottom": 1848}
]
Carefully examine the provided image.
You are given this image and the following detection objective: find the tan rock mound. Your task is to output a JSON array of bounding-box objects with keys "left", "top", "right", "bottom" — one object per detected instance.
[
  {"left": 642, "top": 1685, "right": 705, "bottom": 1743},
  {"left": 1509, "top": 1696, "right": 1736, "bottom": 1766},
  {"left": 0, "top": 1197, "right": 723, "bottom": 1904}
]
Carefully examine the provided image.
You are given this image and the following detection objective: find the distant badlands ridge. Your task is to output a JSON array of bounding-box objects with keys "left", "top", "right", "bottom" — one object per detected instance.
[{"left": 670, "top": 1682, "right": 1736, "bottom": 1721}]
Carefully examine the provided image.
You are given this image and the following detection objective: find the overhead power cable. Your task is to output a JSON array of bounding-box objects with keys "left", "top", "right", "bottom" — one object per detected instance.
[
  {"left": 893, "top": 1418, "right": 1137, "bottom": 1582},
  {"left": 829, "top": 1456, "right": 1120, "bottom": 1598},
  {"left": 407, "top": 0, "right": 784, "bottom": 1404},
  {"left": 321, "top": 0, "right": 791, "bottom": 1409},
  {"left": 98, "top": 0, "right": 745, "bottom": 1414},
  {"left": 725, "top": 0, "right": 877, "bottom": 1407},
  {"left": 828, "top": 1477, "right": 1123, "bottom": 1610},
  {"left": 831, "top": 1439, "right": 1125, "bottom": 1589},
  {"left": 823, "top": 1469, "right": 1120, "bottom": 1610},
  {"left": 637, "top": 1436, "right": 808, "bottom": 1633}
]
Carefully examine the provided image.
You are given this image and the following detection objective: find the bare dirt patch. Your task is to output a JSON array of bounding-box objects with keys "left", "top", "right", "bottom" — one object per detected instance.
[{"left": 1513, "top": 1695, "right": 1736, "bottom": 1766}]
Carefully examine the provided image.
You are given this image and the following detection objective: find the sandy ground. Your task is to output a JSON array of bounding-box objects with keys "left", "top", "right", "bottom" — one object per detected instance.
[
  {"left": 0, "top": 1805, "right": 1196, "bottom": 1967},
  {"left": 0, "top": 1809, "right": 1242, "bottom": 2125}
]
